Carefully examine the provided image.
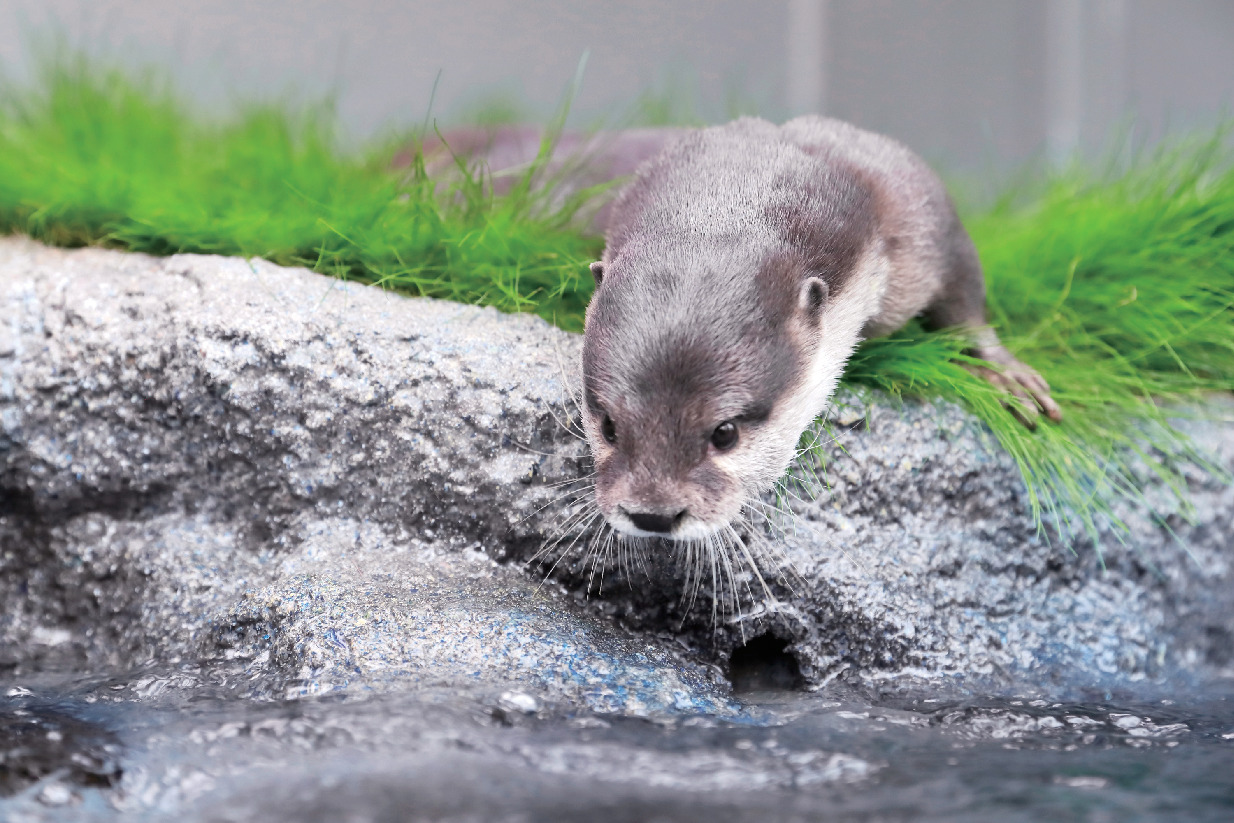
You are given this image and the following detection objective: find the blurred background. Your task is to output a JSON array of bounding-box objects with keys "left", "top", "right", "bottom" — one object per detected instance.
[{"left": 1, "top": 0, "right": 1232, "bottom": 170}]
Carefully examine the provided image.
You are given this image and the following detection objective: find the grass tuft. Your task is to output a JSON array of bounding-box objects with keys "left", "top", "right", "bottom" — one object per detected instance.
[
  {"left": 0, "top": 54, "right": 601, "bottom": 331},
  {"left": 1, "top": 56, "right": 1231, "bottom": 546},
  {"left": 845, "top": 137, "right": 1234, "bottom": 546}
]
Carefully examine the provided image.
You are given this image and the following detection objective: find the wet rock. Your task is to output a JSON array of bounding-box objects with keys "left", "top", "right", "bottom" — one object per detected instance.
[
  {"left": 218, "top": 521, "right": 733, "bottom": 713},
  {"left": 0, "top": 237, "right": 727, "bottom": 715},
  {"left": 0, "top": 705, "right": 122, "bottom": 797},
  {"left": 589, "top": 393, "right": 1234, "bottom": 692},
  {"left": 1, "top": 236, "right": 1231, "bottom": 701}
]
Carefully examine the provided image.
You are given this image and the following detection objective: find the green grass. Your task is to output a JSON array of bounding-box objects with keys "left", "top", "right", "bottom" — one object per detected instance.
[
  {"left": 2, "top": 57, "right": 1231, "bottom": 547},
  {"left": 845, "top": 139, "right": 1234, "bottom": 545},
  {"left": 0, "top": 56, "right": 602, "bottom": 331}
]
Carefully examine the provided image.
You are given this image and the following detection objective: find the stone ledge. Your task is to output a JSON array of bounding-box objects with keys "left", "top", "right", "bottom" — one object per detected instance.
[{"left": 1, "top": 236, "right": 1231, "bottom": 702}]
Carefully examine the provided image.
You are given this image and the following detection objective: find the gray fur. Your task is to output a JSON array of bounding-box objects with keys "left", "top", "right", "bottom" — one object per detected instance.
[{"left": 582, "top": 116, "right": 1059, "bottom": 539}]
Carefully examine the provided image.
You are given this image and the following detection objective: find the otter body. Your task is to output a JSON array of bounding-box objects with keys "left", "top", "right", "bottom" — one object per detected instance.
[{"left": 581, "top": 116, "right": 1058, "bottom": 540}]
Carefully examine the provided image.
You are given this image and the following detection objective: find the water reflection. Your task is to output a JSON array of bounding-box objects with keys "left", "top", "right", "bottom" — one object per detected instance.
[{"left": 2, "top": 667, "right": 1231, "bottom": 821}]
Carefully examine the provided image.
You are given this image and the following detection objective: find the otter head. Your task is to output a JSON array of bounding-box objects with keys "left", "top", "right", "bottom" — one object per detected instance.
[{"left": 580, "top": 247, "right": 829, "bottom": 540}]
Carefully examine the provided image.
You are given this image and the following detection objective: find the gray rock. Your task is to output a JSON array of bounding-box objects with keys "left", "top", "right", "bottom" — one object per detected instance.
[
  {"left": 1, "top": 236, "right": 1231, "bottom": 705},
  {"left": 0, "top": 236, "right": 726, "bottom": 714}
]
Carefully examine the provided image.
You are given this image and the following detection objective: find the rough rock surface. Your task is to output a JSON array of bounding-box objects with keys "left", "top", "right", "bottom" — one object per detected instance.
[
  {"left": 2, "top": 236, "right": 1232, "bottom": 705},
  {"left": 588, "top": 396, "right": 1234, "bottom": 688}
]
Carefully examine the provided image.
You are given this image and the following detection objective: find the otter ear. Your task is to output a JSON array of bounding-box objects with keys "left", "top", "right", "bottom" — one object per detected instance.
[
  {"left": 589, "top": 261, "right": 605, "bottom": 286},
  {"left": 800, "top": 276, "right": 828, "bottom": 320}
]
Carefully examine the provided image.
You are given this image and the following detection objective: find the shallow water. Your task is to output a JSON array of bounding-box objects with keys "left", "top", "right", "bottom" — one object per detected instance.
[{"left": 3, "top": 667, "right": 1232, "bottom": 822}]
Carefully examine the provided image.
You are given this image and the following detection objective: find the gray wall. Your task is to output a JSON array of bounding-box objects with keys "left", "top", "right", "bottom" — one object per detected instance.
[{"left": 1, "top": 0, "right": 1232, "bottom": 170}]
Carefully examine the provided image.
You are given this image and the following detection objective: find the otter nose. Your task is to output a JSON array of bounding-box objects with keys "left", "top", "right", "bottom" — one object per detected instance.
[{"left": 625, "top": 508, "right": 687, "bottom": 534}]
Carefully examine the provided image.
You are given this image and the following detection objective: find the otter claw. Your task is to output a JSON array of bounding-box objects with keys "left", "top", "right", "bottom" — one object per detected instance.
[{"left": 969, "top": 346, "right": 1063, "bottom": 428}]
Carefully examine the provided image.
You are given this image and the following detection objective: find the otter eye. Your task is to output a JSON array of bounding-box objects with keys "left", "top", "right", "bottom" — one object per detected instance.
[
  {"left": 601, "top": 414, "right": 617, "bottom": 445},
  {"left": 710, "top": 421, "right": 738, "bottom": 451}
]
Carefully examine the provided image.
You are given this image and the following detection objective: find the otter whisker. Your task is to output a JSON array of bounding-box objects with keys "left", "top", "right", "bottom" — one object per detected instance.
[
  {"left": 736, "top": 519, "right": 801, "bottom": 604},
  {"left": 740, "top": 499, "right": 792, "bottom": 551},
  {"left": 716, "top": 534, "right": 737, "bottom": 628},
  {"left": 681, "top": 536, "right": 705, "bottom": 618},
  {"left": 559, "top": 508, "right": 603, "bottom": 567},
  {"left": 673, "top": 537, "right": 702, "bottom": 633},
  {"left": 615, "top": 530, "right": 628, "bottom": 582},
  {"left": 769, "top": 479, "right": 825, "bottom": 514},
  {"left": 706, "top": 533, "right": 724, "bottom": 620},
  {"left": 600, "top": 528, "right": 620, "bottom": 583},
  {"left": 541, "top": 356, "right": 588, "bottom": 443},
  {"left": 509, "top": 439, "right": 567, "bottom": 458},
  {"left": 541, "top": 470, "right": 597, "bottom": 490},
  {"left": 581, "top": 530, "right": 604, "bottom": 593},
  {"left": 743, "top": 497, "right": 805, "bottom": 550},
  {"left": 615, "top": 528, "right": 636, "bottom": 585},
  {"left": 606, "top": 530, "right": 634, "bottom": 593},
  {"left": 714, "top": 531, "right": 746, "bottom": 623},
  {"left": 796, "top": 416, "right": 846, "bottom": 458},
  {"left": 544, "top": 401, "right": 586, "bottom": 442},
  {"left": 780, "top": 469, "right": 823, "bottom": 506},
  {"left": 552, "top": 345, "right": 588, "bottom": 417},
  {"left": 630, "top": 536, "right": 651, "bottom": 579},
  {"left": 534, "top": 495, "right": 596, "bottom": 548},
  {"left": 581, "top": 518, "right": 618, "bottom": 594},
  {"left": 745, "top": 495, "right": 868, "bottom": 575},
  {"left": 734, "top": 503, "right": 806, "bottom": 593},
  {"left": 551, "top": 335, "right": 588, "bottom": 422},
  {"left": 723, "top": 521, "right": 780, "bottom": 606},
  {"left": 705, "top": 533, "right": 721, "bottom": 630},
  {"left": 516, "top": 481, "right": 596, "bottom": 527},
  {"left": 786, "top": 418, "right": 856, "bottom": 498},
  {"left": 594, "top": 527, "right": 621, "bottom": 595},
  {"left": 714, "top": 530, "right": 750, "bottom": 643},
  {"left": 539, "top": 500, "right": 599, "bottom": 557},
  {"left": 537, "top": 509, "right": 603, "bottom": 587},
  {"left": 529, "top": 500, "right": 599, "bottom": 568}
]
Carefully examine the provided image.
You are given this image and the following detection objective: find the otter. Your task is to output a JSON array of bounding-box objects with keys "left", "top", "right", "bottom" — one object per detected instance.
[
  {"left": 579, "top": 116, "right": 1060, "bottom": 541},
  {"left": 402, "top": 126, "right": 685, "bottom": 233}
]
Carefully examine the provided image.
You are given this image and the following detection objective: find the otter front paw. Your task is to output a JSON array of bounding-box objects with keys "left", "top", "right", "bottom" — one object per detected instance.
[{"left": 969, "top": 345, "right": 1063, "bottom": 427}]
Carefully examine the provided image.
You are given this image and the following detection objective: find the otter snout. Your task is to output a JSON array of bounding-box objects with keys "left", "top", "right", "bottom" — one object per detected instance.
[
  {"left": 622, "top": 507, "right": 688, "bottom": 536},
  {"left": 593, "top": 457, "right": 744, "bottom": 541}
]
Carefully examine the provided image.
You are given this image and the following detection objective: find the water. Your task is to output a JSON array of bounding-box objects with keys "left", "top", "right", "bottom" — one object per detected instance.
[{"left": 3, "top": 668, "right": 1232, "bottom": 822}]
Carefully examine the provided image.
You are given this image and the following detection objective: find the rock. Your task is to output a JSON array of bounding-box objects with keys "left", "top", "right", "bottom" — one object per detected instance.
[
  {"left": 1, "top": 236, "right": 1231, "bottom": 704},
  {"left": 603, "top": 395, "right": 1234, "bottom": 691},
  {"left": 0, "top": 236, "right": 727, "bottom": 715}
]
